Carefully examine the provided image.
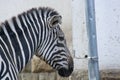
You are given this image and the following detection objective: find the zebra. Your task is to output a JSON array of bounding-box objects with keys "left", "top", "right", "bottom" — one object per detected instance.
[{"left": 0, "top": 7, "right": 74, "bottom": 80}]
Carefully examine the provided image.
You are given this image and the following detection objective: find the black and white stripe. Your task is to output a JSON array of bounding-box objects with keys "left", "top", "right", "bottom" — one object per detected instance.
[{"left": 0, "top": 7, "right": 73, "bottom": 79}]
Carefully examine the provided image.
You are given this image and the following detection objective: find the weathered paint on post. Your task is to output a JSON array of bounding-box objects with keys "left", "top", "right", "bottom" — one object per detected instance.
[{"left": 85, "top": 0, "right": 100, "bottom": 80}]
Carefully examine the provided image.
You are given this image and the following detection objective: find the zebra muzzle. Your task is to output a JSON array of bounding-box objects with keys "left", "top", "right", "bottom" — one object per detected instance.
[{"left": 58, "top": 57, "right": 74, "bottom": 77}]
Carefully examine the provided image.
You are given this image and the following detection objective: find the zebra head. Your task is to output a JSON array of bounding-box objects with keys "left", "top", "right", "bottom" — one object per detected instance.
[{"left": 36, "top": 8, "right": 74, "bottom": 77}]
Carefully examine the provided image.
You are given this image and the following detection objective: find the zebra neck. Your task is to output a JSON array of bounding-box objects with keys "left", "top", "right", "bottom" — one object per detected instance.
[{"left": 0, "top": 12, "right": 40, "bottom": 72}]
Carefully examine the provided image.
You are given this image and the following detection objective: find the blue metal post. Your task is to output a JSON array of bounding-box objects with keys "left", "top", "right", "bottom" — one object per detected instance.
[{"left": 85, "top": 0, "right": 100, "bottom": 80}]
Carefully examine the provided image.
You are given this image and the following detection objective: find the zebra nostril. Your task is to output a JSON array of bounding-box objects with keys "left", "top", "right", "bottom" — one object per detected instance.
[
  {"left": 68, "top": 57, "right": 74, "bottom": 69},
  {"left": 69, "top": 65, "right": 74, "bottom": 72}
]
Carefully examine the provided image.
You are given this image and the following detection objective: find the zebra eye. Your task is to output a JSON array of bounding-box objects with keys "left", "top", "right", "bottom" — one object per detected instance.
[
  {"left": 52, "top": 20, "right": 59, "bottom": 26},
  {"left": 59, "top": 36, "right": 64, "bottom": 41}
]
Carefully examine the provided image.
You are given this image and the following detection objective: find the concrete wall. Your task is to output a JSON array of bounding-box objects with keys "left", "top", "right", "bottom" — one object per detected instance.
[
  {"left": 72, "top": 0, "right": 120, "bottom": 70},
  {"left": 72, "top": 0, "right": 88, "bottom": 70},
  {"left": 95, "top": 0, "right": 120, "bottom": 70},
  {"left": 72, "top": 0, "right": 120, "bottom": 79}
]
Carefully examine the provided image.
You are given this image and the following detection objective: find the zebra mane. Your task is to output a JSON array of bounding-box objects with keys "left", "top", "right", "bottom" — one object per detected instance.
[
  {"left": 0, "top": 7, "right": 59, "bottom": 28},
  {"left": 24, "top": 7, "right": 59, "bottom": 16}
]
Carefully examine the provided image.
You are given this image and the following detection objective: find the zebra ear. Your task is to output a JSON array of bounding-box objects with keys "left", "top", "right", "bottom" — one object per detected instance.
[{"left": 49, "top": 15, "right": 62, "bottom": 27}]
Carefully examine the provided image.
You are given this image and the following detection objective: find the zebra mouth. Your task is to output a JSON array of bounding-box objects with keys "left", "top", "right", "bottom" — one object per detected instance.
[{"left": 58, "top": 66, "right": 73, "bottom": 77}]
